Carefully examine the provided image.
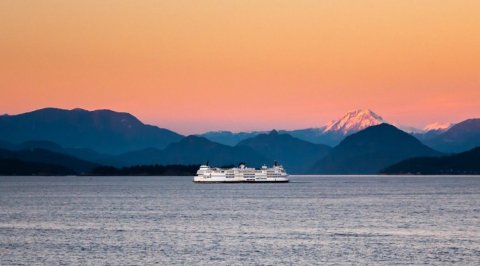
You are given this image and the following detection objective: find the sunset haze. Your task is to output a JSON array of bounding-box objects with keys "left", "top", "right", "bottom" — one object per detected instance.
[{"left": 1, "top": 0, "right": 479, "bottom": 134}]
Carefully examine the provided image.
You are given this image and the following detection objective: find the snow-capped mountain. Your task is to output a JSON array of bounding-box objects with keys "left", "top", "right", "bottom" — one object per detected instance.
[
  {"left": 423, "top": 122, "right": 452, "bottom": 132},
  {"left": 323, "top": 109, "right": 385, "bottom": 135}
]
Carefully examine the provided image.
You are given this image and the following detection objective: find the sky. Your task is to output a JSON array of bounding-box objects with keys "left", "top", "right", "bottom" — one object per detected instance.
[{"left": 1, "top": 1, "right": 479, "bottom": 134}]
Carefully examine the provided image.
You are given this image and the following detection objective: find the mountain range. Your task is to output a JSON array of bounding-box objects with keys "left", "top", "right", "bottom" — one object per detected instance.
[
  {"left": 199, "top": 109, "right": 480, "bottom": 155},
  {"left": 200, "top": 109, "right": 386, "bottom": 146},
  {"left": 0, "top": 107, "right": 479, "bottom": 175},
  {"left": 199, "top": 109, "right": 443, "bottom": 146}
]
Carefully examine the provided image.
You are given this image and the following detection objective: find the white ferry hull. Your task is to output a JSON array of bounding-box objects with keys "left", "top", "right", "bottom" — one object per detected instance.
[
  {"left": 193, "top": 177, "right": 289, "bottom": 183},
  {"left": 193, "top": 163, "right": 289, "bottom": 183}
]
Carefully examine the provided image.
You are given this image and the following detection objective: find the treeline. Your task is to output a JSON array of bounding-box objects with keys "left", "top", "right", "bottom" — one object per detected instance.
[
  {"left": 381, "top": 147, "right": 480, "bottom": 175},
  {"left": 90, "top": 164, "right": 200, "bottom": 176},
  {"left": 0, "top": 147, "right": 200, "bottom": 176},
  {"left": 0, "top": 155, "right": 200, "bottom": 176},
  {"left": 0, "top": 158, "right": 75, "bottom": 175}
]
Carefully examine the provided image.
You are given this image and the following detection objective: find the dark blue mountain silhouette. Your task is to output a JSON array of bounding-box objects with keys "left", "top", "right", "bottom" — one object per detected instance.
[
  {"left": 0, "top": 108, "right": 183, "bottom": 154},
  {"left": 0, "top": 139, "right": 108, "bottom": 161},
  {"left": 311, "top": 124, "right": 441, "bottom": 174},
  {"left": 237, "top": 130, "right": 331, "bottom": 173},
  {"left": 107, "top": 135, "right": 269, "bottom": 167},
  {"left": 0, "top": 148, "right": 98, "bottom": 174}
]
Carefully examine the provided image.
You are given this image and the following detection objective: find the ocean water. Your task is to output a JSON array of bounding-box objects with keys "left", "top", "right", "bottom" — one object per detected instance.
[{"left": 1, "top": 175, "right": 479, "bottom": 265}]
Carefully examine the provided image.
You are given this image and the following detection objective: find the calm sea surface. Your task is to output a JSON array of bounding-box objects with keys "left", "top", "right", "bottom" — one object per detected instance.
[{"left": 1, "top": 175, "right": 479, "bottom": 265}]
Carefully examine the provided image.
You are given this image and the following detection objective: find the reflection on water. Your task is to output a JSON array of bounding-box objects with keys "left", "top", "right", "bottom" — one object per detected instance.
[{"left": 1, "top": 175, "right": 479, "bottom": 264}]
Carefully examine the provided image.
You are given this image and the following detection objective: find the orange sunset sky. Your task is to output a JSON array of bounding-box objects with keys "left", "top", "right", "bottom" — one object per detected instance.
[{"left": 1, "top": 1, "right": 479, "bottom": 134}]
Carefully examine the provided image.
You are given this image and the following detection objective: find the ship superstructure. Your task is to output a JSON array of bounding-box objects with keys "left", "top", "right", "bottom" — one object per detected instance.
[{"left": 194, "top": 163, "right": 289, "bottom": 183}]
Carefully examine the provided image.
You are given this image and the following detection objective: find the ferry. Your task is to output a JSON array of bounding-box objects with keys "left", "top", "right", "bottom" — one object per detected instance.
[{"left": 194, "top": 162, "right": 289, "bottom": 183}]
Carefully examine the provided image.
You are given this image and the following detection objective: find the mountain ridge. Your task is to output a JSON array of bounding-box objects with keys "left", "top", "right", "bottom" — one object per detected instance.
[
  {"left": 237, "top": 130, "right": 331, "bottom": 173},
  {"left": 107, "top": 135, "right": 269, "bottom": 167},
  {"left": 0, "top": 107, "right": 183, "bottom": 154}
]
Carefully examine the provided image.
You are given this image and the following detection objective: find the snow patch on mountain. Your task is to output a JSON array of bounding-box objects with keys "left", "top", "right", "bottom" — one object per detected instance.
[
  {"left": 424, "top": 122, "right": 452, "bottom": 131},
  {"left": 397, "top": 125, "right": 424, "bottom": 134}
]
